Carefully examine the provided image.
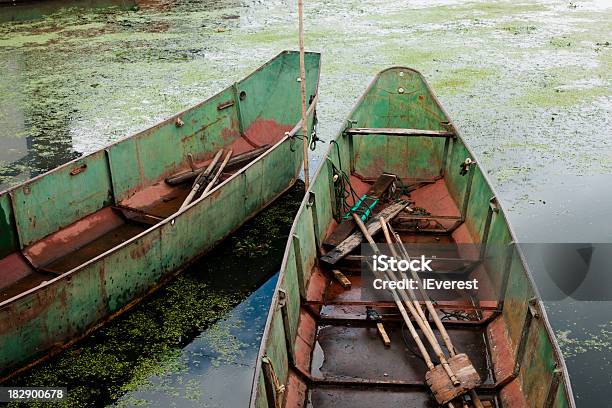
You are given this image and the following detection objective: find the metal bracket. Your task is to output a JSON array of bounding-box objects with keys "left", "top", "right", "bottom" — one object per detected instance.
[
  {"left": 278, "top": 288, "right": 296, "bottom": 366},
  {"left": 307, "top": 192, "right": 322, "bottom": 253},
  {"left": 544, "top": 365, "right": 563, "bottom": 408},
  {"left": 489, "top": 196, "right": 500, "bottom": 213},
  {"left": 497, "top": 241, "right": 515, "bottom": 311},
  {"left": 460, "top": 161, "right": 475, "bottom": 222},
  {"left": 513, "top": 297, "right": 539, "bottom": 376},
  {"left": 277, "top": 288, "right": 287, "bottom": 308},
  {"left": 292, "top": 234, "right": 307, "bottom": 300},
  {"left": 262, "top": 355, "right": 285, "bottom": 408}
]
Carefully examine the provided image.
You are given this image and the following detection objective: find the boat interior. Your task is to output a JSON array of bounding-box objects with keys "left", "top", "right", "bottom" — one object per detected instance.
[
  {"left": 0, "top": 51, "right": 321, "bottom": 305},
  {"left": 253, "top": 67, "right": 571, "bottom": 408},
  {"left": 293, "top": 174, "right": 504, "bottom": 408}
]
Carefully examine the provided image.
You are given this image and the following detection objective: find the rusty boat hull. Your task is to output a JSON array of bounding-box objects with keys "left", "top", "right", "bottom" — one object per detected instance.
[
  {"left": 250, "top": 67, "right": 574, "bottom": 408},
  {"left": 0, "top": 50, "right": 321, "bottom": 380}
]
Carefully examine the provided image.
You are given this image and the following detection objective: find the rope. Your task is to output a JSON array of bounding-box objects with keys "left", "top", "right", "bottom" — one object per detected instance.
[{"left": 329, "top": 140, "right": 360, "bottom": 222}]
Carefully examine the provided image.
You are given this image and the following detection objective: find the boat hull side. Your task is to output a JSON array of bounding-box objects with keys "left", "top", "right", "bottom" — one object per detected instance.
[{"left": 0, "top": 131, "right": 303, "bottom": 380}]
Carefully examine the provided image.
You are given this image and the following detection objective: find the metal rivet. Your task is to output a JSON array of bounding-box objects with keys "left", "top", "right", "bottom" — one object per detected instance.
[
  {"left": 399, "top": 71, "right": 405, "bottom": 77},
  {"left": 175, "top": 117, "right": 184, "bottom": 128},
  {"left": 398, "top": 87, "right": 405, "bottom": 94}
]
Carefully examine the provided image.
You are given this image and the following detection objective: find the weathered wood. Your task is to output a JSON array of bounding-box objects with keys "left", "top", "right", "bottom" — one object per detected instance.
[
  {"left": 112, "top": 206, "right": 164, "bottom": 226},
  {"left": 323, "top": 173, "right": 397, "bottom": 248},
  {"left": 426, "top": 354, "right": 481, "bottom": 405},
  {"left": 345, "top": 127, "right": 455, "bottom": 138},
  {"left": 179, "top": 149, "right": 223, "bottom": 211},
  {"left": 354, "top": 214, "right": 461, "bottom": 388},
  {"left": 332, "top": 269, "right": 351, "bottom": 289},
  {"left": 165, "top": 145, "right": 270, "bottom": 185},
  {"left": 202, "top": 150, "right": 233, "bottom": 196},
  {"left": 320, "top": 201, "right": 409, "bottom": 265},
  {"left": 376, "top": 322, "right": 391, "bottom": 347},
  {"left": 351, "top": 214, "right": 434, "bottom": 370},
  {"left": 387, "top": 221, "right": 485, "bottom": 408}
]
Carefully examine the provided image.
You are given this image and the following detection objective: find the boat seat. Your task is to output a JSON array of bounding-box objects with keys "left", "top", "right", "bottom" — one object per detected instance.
[{"left": 18, "top": 206, "right": 151, "bottom": 275}]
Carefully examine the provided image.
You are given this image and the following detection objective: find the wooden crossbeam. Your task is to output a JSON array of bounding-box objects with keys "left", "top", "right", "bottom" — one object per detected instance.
[{"left": 345, "top": 128, "right": 455, "bottom": 138}]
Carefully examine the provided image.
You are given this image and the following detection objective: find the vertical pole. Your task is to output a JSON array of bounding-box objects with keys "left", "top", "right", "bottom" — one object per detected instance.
[{"left": 298, "top": 0, "right": 309, "bottom": 190}]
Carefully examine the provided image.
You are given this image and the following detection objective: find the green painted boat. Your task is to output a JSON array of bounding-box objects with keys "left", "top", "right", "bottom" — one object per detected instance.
[
  {"left": 250, "top": 67, "right": 575, "bottom": 408},
  {"left": 0, "top": 50, "right": 321, "bottom": 381}
]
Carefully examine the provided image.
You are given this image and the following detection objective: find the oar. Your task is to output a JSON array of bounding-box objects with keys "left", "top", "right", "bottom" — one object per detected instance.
[
  {"left": 179, "top": 149, "right": 223, "bottom": 211},
  {"left": 201, "top": 149, "right": 233, "bottom": 196},
  {"left": 379, "top": 216, "right": 432, "bottom": 332},
  {"left": 387, "top": 222, "right": 485, "bottom": 408},
  {"left": 349, "top": 217, "right": 436, "bottom": 369},
  {"left": 352, "top": 214, "right": 460, "bottom": 386}
]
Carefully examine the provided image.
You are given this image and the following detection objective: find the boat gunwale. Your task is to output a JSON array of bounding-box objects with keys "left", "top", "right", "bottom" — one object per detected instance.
[
  {"left": 0, "top": 51, "right": 322, "bottom": 309},
  {"left": 249, "top": 65, "right": 575, "bottom": 407}
]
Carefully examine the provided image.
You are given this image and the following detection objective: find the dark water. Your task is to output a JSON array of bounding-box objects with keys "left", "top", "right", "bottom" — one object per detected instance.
[
  {"left": 3, "top": 183, "right": 304, "bottom": 407},
  {"left": 0, "top": 0, "right": 136, "bottom": 23}
]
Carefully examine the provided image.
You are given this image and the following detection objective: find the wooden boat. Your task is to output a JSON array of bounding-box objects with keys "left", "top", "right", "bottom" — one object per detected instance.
[
  {"left": 0, "top": 50, "right": 321, "bottom": 380},
  {"left": 250, "top": 67, "right": 575, "bottom": 408}
]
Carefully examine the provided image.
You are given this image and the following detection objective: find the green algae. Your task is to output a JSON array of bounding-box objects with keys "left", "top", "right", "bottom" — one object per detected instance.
[
  {"left": 499, "top": 22, "right": 537, "bottom": 35},
  {"left": 4, "top": 182, "right": 304, "bottom": 407},
  {"left": 557, "top": 322, "right": 612, "bottom": 360},
  {"left": 431, "top": 67, "right": 497, "bottom": 95}
]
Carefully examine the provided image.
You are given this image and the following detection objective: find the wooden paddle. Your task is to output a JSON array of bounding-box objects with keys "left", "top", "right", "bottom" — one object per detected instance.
[{"left": 179, "top": 149, "right": 223, "bottom": 211}]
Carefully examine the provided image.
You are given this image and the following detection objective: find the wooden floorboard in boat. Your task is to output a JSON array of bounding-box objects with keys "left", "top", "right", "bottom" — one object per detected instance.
[
  {"left": 309, "top": 387, "right": 438, "bottom": 407},
  {"left": 314, "top": 324, "right": 494, "bottom": 384}
]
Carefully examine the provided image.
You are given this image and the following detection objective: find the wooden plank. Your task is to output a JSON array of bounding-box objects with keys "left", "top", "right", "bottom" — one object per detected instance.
[
  {"left": 376, "top": 322, "right": 391, "bottom": 347},
  {"left": 332, "top": 269, "right": 351, "bottom": 289},
  {"left": 111, "top": 206, "right": 164, "bottom": 226},
  {"left": 323, "top": 173, "right": 396, "bottom": 247},
  {"left": 426, "top": 353, "right": 481, "bottom": 405},
  {"left": 320, "top": 201, "right": 409, "bottom": 265},
  {"left": 345, "top": 128, "right": 455, "bottom": 138},
  {"left": 165, "top": 145, "right": 270, "bottom": 185}
]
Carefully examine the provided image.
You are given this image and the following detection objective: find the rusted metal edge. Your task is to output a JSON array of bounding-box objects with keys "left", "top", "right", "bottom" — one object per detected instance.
[
  {"left": 317, "top": 312, "right": 500, "bottom": 329},
  {"left": 306, "top": 300, "right": 499, "bottom": 311},
  {"left": 217, "top": 99, "right": 235, "bottom": 110},
  {"left": 291, "top": 370, "right": 498, "bottom": 392},
  {"left": 544, "top": 366, "right": 562, "bottom": 408},
  {"left": 248, "top": 59, "right": 322, "bottom": 405},
  {"left": 497, "top": 242, "right": 515, "bottom": 311}
]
